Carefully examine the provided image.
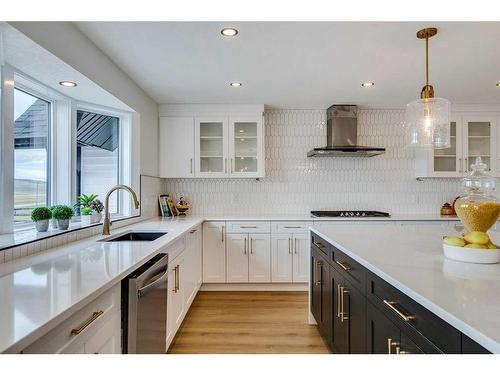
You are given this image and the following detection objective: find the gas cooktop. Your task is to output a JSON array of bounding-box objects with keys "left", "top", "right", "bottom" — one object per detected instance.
[{"left": 310, "top": 211, "right": 390, "bottom": 218}]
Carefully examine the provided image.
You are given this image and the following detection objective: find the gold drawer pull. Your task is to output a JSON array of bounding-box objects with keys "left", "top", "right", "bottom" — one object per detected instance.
[
  {"left": 71, "top": 310, "right": 104, "bottom": 336},
  {"left": 335, "top": 260, "right": 351, "bottom": 271},
  {"left": 284, "top": 226, "right": 302, "bottom": 229},
  {"left": 383, "top": 300, "right": 414, "bottom": 321},
  {"left": 240, "top": 225, "right": 257, "bottom": 228}
]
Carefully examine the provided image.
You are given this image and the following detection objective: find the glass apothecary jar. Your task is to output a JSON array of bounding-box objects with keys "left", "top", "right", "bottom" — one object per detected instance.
[{"left": 454, "top": 157, "right": 500, "bottom": 232}]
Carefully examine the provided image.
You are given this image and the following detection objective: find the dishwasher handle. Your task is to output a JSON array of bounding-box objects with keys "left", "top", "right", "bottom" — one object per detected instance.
[{"left": 138, "top": 268, "right": 168, "bottom": 298}]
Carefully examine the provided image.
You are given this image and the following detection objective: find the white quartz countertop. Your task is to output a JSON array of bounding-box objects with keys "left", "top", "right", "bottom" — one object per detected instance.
[
  {"left": 0, "top": 216, "right": 203, "bottom": 353},
  {"left": 310, "top": 224, "right": 500, "bottom": 353}
]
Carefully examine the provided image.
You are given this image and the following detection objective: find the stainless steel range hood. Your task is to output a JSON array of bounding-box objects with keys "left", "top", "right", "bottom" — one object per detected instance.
[{"left": 307, "top": 105, "right": 385, "bottom": 157}]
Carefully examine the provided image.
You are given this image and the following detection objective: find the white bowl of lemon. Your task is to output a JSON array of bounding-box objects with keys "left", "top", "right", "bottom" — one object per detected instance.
[{"left": 443, "top": 231, "right": 500, "bottom": 264}]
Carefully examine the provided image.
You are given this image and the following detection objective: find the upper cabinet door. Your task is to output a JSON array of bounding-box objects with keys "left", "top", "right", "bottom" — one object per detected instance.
[
  {"left": 159, "top": 117, "right": 195, "bottom": 178},
  {"left": 431, "top": 118, "right": 463, "bottom": 177},
  {"left": 228, "top": 116, "right": 264, "bottom": 178},
  {"left": 463, "top": 116, "right": 497, "bottom": 174},
  {"left": 195, "top": 117, "right": 229, "bottom": 178}
]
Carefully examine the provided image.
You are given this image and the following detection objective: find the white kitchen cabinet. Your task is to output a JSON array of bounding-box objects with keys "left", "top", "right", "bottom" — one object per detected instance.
[
  {"left": 23, "top": 284, "right": 121, "bottom": 354},
  {"left": 228, "top": 116, "right": 264, "bottom": 178},
  {"left": 415, "top": 113, "right": 498, "bottom": 178},
  {"left": 195, "top": 117, "right": 229, "bottom": 178},
  {"left": 202, "top": 221, "right": 226, "bottom": 283},
  {"left": 271, "top": 232, "right": 309, "bottom": 283},
  {"left": 292, "top": 233, "right": 309, "bottom": 282},
  {"left": 166, "top": 253, "right": 185, "bottom": 346},
  {"left": 271, "top": 234, "right": 294, "bottom": 282},
  {"left": 184, "top": 225, "right": 202, "bottom": 306},
  {"left": 226, "top": 232, "right": 271, "bottom": 283},
  {"left": 159, "top": 116, "right": 195, "bottom": 178},
  {"left": 248, "top": 234, "right": 271, "bottom": 282},
  {"left": 226, "top": 233, "right": 249, "bottom": 282},
  {"left": 158, "top": 104, "right": 265, "bottom": 178}
]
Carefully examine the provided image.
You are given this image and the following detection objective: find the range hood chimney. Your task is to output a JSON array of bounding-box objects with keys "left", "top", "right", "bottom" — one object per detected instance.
[{"left": 307, "top": 105, "right": 385, "bottom": 157}]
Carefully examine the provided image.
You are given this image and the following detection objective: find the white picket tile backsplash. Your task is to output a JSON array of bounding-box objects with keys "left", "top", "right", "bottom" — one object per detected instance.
[{"left": 164, "top": 109, "right": 462, "bottom": 215}]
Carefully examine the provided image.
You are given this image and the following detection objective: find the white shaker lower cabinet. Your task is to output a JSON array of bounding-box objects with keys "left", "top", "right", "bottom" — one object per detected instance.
[
  {"left": 23, "top": 284, "right": 121, "bottom": 354},
  {"left": 226, "top": 230, "right": 271, "bottom": 283},
  {"left": 202, "top": 221, "right": 226, "bottom": 282},
  {"left": 271, "top": 233, "right": 309, "bottom": 283},
  {"left": 271, "top": 234, "right": 294, "bottom": 282},
  {"left": 226, "top": 233, "right": 249, "bottom": 282},
  {"left": 292, "top": 233, "right": 309, "bottom": 282},
  {"left": 248, "top": 234, "right": 271, "bottom": 282},
  {"left": 166, "top": 225, "right": 202, "bottom": 350}
]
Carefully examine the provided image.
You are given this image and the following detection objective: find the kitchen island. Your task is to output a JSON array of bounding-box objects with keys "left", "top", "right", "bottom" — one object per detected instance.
[{"left": 310, "top": 223, "right": 500, "bottom": 353}]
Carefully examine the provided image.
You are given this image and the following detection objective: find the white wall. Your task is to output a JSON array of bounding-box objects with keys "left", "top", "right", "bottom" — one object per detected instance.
[
  {"left": 164, "top": 109, "right": 463, "bottom": 215},
  {"left": 8, "top": 22, "right": 159, "bottom": 178}
]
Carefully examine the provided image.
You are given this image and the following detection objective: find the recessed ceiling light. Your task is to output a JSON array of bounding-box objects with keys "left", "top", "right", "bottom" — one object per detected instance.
[
  {"left": 221, "top": 28, "right": 238, "bottom": 37},
  {"left": 230, "top": 82, "right": 242, "bottom": 87},
  {"left": 59, "top": 80, "right": 77, "bottom": 87},
  {"left": 361, "top": 82, "right": 374, "bottom": 87},
  {"left": 496, "top": 82, "right": 500, "bottom": 87}
]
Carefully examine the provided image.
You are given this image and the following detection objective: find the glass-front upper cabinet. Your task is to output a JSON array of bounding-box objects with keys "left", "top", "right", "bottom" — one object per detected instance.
[
  {"left": 195, "top": 118, "right": 228, "bottom": 177},
  {"left": 228, "top": 116, "right": 264, "bottom": 178},
  {"left": 432, "top": 120, "right": 462, "bottom": 176},
  {"left": 416, "top": 114, "right": 498, "bottom": 178},
  {"left": 463, "top": 117, "right": 496, "bottom": 173}
]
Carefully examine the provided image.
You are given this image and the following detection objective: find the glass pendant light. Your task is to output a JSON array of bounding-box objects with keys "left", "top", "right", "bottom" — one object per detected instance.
[{"left": 405, "top": 27, "right": 451, "bottom": 149}]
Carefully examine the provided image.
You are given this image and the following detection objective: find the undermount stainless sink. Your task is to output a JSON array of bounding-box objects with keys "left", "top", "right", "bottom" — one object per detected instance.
[{"left": 100, "top": 231, "right": 168, "bottom": 242}]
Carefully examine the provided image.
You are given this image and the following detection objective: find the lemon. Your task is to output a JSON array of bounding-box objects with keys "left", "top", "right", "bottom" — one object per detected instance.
[
  {"left": 443, "top": 236, "right": 466, "bottom": 247},
  {"left": 464, "top": 243, "right": 488, "bottom": 249},
  {"left": 463, "top": 231, "right": 490, "bottom": 245}
]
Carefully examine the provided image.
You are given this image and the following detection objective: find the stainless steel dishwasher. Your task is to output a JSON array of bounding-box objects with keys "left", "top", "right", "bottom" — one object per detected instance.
[{"left": 122, "top": 253, "right": 168, "bottom": 353}]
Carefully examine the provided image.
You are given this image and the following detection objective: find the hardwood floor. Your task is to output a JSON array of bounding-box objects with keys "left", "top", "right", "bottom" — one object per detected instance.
[{"left": 168, "top": 291, "right": 331, "bottom": 354}]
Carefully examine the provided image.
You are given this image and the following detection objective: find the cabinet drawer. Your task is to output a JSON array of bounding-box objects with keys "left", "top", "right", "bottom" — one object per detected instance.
[
  {"left": 165, "top": 236, "right": 186, "bottom": 262},
  {"left": 271, "top": 221, "right": 311, "bottom": 234},
  {"left": 23, "top": 284, "right": 120, "bottom": 354},
  {"left": 311, "top": 233, "right": 333, "bottom": 260},
  {"left": 226, "top": 221, "right": 270, "bottom": 233},
  {"left": 331, "top": 247, "right": 365, "bottom": 294},
  {"left": 366, "top": 271, "right": 461, "bottom": 353}
]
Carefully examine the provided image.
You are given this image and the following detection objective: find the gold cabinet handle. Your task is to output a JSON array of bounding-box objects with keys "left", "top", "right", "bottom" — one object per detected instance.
[
  {"left": 190, "top": 158, "right": 193, "bottom": 174},
  {"left": 315, "top": 261, "right": 322, "bottom": 285},
  {"left": 172, "top": 265, "right": 180, "bottom": 292},
  {"left": 336, "top": 284, "right": 341, "bottom": 318},
  {"left": 244, "top": 237, "right": 247, "bottom": 254},
  {"left": 288, "top": 238, "right": 292, "bottom": 254},
  {"left": 250, "top": 238, "right": 254, "bottom": 254},
  {"left": 458, "top": 158, "right": 462, "bottom": 173},
  {"left": 383, "top": 300, "right": 414, "bottom": 321},
  {"left": 240, "top": 225, "right": 257, "bottom": 229},
  {"left": 313, "top": 260, "right": 317, "bottom": 285},
  {"left": 71, "top": 310, "right": 104, "bottom": 336},
  {"left": 224, "top": 158, "right": 227, "bottom": 173},
  {"left": 335, "top": 260, "right": 351, "bottom": 272},
  {"left": 177, "top": 265, "right": 180, "bottom": 291},
  {"left": 294, "top": 238, "right": 298, "bottom": 254},
  {"left": 221, "top": 225, "right": 224, "bottom": 242},
  {"left": 341, "top": 287, "right": 349, "bottom": 322},
  {"left": 387, "top": 338, "right": 392, "bottom": 354},
  {"left": 284, "top": 226, "right": 302, "bottom": 229},
  {"left": 231, "top": 158, "right": 234, "bottom": 173}
]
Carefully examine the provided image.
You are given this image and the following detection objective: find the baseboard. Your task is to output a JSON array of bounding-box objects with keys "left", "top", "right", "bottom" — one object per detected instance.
[{"left": 200, "top": 283, "right": 308, "bottom": 291}]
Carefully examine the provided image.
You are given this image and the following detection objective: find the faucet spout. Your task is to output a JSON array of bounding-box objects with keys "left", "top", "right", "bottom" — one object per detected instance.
[{"left": 102, "top": 184, "right": 140, "bottom": 235}]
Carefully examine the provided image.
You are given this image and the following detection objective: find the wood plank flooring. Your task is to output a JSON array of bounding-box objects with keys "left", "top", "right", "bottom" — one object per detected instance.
[{"left": 167, "top": 291, "right": 330, "bottom": 354}]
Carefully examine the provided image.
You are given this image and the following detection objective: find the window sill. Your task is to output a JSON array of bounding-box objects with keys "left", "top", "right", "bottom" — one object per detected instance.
[{"left": 1, "top": 214, "right": 139, "bottom": 251}]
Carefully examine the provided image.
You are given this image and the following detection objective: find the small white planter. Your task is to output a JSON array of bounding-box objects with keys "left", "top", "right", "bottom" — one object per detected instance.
[
  {"left": 82, "top": 212, "right": 102, "bottom": 225},
  {"left": 57, "top": 218, "right": 70, "bottom": 230},
  {"left": 35, "top": 220, "right": 49, "bottom": 232},
  {"left": 81, "top": 215, "right": 93, "bottom": 225}
]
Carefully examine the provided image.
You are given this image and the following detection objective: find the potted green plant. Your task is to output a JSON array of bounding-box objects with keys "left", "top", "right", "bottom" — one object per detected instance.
[
  {"left": 76, "top": 194, "right": 98, "bottom": 211},
  {"left": 49, "top": 205, "right": 64, "bottom": 228},
  {"left": 89, "top": 199, "right": 104, "bottom": 223},
  {"left": 81, "top": 207, "right": 93, "bottom": 225},
  {"left": 31, "top": 207, "right": 52, "bottom": 232},
  {"left": 52, "top": 205, "right": 74, "bottom": 230}
]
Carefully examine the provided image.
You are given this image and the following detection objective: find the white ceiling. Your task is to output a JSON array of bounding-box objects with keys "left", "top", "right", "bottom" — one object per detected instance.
[
  {"left": 1, "top": 23, "right": 132, "bottom": 112},
  {"left": 75, "top": 22, "right": 500, "bottom": 109}
]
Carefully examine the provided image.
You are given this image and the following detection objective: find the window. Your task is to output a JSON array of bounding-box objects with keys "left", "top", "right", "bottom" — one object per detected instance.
[
  {"left": 76, "top": 110, "right": 120, "bottom": 214},
  {"left": 13, "top": 88, "right": 50, "bottom": 224}
]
